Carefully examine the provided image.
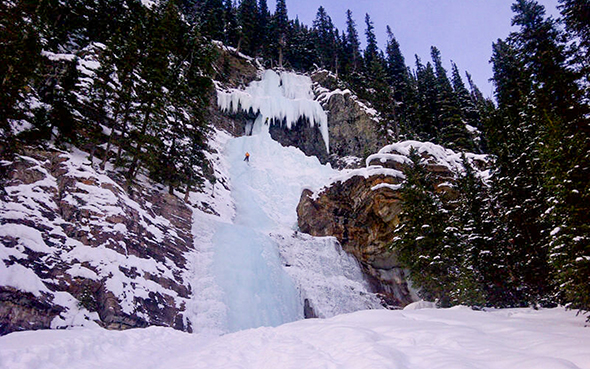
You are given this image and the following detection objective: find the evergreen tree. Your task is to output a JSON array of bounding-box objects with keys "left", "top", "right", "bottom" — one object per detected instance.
[
  {"left": 449, "top": 156, "right": 491, "bottom": 306},
  {"left": 0, "top": 0, "right": 41, "bottom": 147},
  {"left": 508, "top": 0, "right": 590, "bottom": 312},
  {"left": 558, "top": 0, "right": 590, "bottom": 97},
  {"left": 257, "top": 0, "right": 270, "bottom": 57},
  {"left": 313, "top": 6, "right": 337, "bottom": 71},
  {"left": 431, "top": 46, "right": 473, "bottom": 151},
  {"left": 385, "top": 26, "right": 409, "bottom": 102},
  {"left": 554, "top": 0, "right": 590, "bottom": 314},
  {"left": 285, "top": 19, "right": 315, "bottom": 71},
  {"left": 488, "top": 6, "right": 554, "bottom": 306},
  {"left": 451, "top": 63, "right": 482, "bottom": 151},
  {"left": 271, "top": 0, "right": 288, "bottom": 67},
  {"left": 237, "top": 0, "right": 259, "bottom": 56},
  {"left": 385, "top": 26, "right": 411, "bottom": 137},
  {"left": 391, "top": 148, "right": 457, "bottom": 306},
  {"left": 224, "top": 0, "right": 240, "bottom": 47},
  {"left": 363, "top": 13, "right": 378, "bottom": 68},
  {"left": 344, "top": 10, "right": 362, "bottom": 73},
  {"left": 414, "top": 57, "right": 439, "bottom": 140},
  {"left": 200, "top": 0, "right": 226, "bottom": 40}
]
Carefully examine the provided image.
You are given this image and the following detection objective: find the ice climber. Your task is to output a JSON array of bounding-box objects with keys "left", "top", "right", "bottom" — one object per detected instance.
[{"left": 244, "top": 152, "right": 250, "bottom": 162}]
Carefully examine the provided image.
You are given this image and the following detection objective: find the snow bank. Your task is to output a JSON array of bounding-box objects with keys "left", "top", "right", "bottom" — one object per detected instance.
[
  {"left": 217, "top": 69, "right": 330, "bottom": 152},
  {"left": 368, "top": 140, "right": 489, "bottom": 175},
  {"left": 1, "top": 307, "right": 587, "bottom": 369}
]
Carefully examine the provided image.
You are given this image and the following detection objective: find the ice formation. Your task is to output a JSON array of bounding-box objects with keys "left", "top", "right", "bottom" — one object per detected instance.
[
  {"left": 217, "top": 70, "right": 330, "bottom": 152},
  {"left": 188, "top": 126, "right": 380, "bottom": 334}
]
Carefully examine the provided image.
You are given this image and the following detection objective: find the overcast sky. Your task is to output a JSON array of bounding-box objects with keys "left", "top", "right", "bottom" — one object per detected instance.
[{"left": 268, "top": 0, "right": 561, "bottom": 97}]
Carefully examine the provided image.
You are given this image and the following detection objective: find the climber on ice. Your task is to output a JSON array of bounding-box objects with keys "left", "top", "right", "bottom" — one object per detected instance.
[{"left": 244, "top": 152, "right": 250, "bottom": 162}]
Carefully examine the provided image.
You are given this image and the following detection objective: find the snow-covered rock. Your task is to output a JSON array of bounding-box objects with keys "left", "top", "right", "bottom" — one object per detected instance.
[{"left": 0, "top": 147, "right": 197, "bottom": 334}]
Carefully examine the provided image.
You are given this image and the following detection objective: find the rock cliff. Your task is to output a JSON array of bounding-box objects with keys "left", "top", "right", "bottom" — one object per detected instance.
[
  {"left": 312, "top": 71, "right": 387, "bottom": 167},
  {"left": 297, "top": 141, "right": 489, "bottom": 307}
]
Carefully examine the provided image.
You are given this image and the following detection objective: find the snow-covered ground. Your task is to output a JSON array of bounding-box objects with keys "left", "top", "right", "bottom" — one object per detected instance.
[{"left": 1, "top": 306, "right": 588, "bottom": 369}]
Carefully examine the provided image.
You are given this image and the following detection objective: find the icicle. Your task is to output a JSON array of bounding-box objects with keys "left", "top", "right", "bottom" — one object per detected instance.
[{"left": 217, "top": 70, "right": 330, "bottom": 152}]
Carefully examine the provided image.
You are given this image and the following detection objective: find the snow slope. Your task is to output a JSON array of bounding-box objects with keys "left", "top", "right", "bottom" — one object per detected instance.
[{"left": 1, "top": 307, "right": 588, "bottom": 369}]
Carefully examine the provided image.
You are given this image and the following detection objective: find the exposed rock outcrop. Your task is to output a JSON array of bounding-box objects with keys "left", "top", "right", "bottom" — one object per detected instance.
[
  {"left": 312, "top": 70, "right": 387, "bottom": 167},
  {"left": 0, "top": 148, "right": 196, "bottom": 335},
  {"left": 297, "top": 173, "right": 413, "bottom": 307},
  {"left": 297, "top": 141, "right": 489, "bottom": 307},
  {"left": 269, "top": 117, "right": 329, "bottom": 164}
]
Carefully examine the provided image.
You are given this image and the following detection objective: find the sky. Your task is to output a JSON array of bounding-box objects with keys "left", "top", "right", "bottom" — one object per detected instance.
[{"left": 268, "top": 0, "right": 561, "bottom": 97}]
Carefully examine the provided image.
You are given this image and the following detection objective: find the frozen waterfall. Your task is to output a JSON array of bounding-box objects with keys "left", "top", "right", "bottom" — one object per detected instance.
[
  {"left": 217, "top": 69, "right": 330, "bottom": 152},
  {"left": 188, "top": 70, "right": 381, "bottom": 335}
]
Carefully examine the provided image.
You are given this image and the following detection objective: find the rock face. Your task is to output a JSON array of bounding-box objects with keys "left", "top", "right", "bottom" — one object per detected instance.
[
  {"left": 297, "top": 173, "right": 414, "bottom": 307},
  {"left": 0, "top": 148, "right": 195, "bottom": 335},
  {"left": 269, "top": 118, "right": 329, "bottom": 164},
  {"left": 312, "top": 70, "right": 387, "bottom": 167},
  {"left": 297, "top": 141, "right": 489, "bottom": 307}
]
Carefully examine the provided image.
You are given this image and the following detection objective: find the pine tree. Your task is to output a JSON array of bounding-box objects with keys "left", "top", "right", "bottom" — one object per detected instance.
[
  {"left": 384, "top": 26, "right": 411, "bottom": 137},
  {"left": 237, "top": 0, "right": 259, "bottom": 56},
  {"left": 414, "top": 57, "right": 439, "bottom": 140},
  {"left": 449, "top": 156, "right": 491, "bottom": 306},
  {"left": 487, "top": 3, "right": 563, "bottom": 306},
  {"left": 391, "top": 148, "right": 457, "bottom": 305},
  {"left": 451, "top": 63, "right": 482, "bottom": 151},
  {"left": 508, "top": 0, "right": 590, "bottom": 313},
  {"left": 558, "top": 0, "right": 590, "bottom": 97},
  {"left": 200, "top": 0, "right": 226, "bottom": 40},
  {"left": 257, "top": 0, "right": 270, "bottom": 57},
  {"left": 363, "top": 14, "right": 378, "bottom": 68},
  {"left": 285, "top": 19, "right": 315, "bottom": 71},
  {"left": 385, "top": 26, "right": 408, "bottom": 101},
  {"left": 430, "top": 46, "right": 473, "bottom": 151},
  {"left": 224, "top": 0, "right": 240, "bottom": 47},
  {"left": 313, "top": 6, "right": 337, "bottom": 71},
  {"left": 554, "top": 1, "right": 590, "bottom": 314},
  {"left": 126, "top": 1, "right": 179, "bottom": 181},
  {"left": 0, "top": 0, "right": 41, "bottom": 147},
  {"left": 343, "top": 10, "right": 362, "bottom": 73},
  {"left": 270, "top": 0, "right": 288, "bottom": 67}
]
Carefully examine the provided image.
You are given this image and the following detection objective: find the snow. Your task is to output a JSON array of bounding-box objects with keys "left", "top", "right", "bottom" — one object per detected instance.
[
  {"left": 1, "top": 307, "right": 588, "bottom": 369},
  {"left": 41, "top": 50, "right": 76, "bottom": 62},
  {"left": 369, "top": 140, "right": 483, "bottom": 173},
  {"left": 0, "top": 262, "right": 51, "bottom": 297},
  {"left": 217, "top": 69, "right": 330, "bottom": 152}
]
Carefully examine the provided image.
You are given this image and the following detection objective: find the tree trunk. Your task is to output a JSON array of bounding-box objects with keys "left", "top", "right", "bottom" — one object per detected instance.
[
  {"left": 184, "top": 184, "right": 191, "bottom": 202},
  {"left": 127, "top": 99, "right": 154, "bottom": 181}
]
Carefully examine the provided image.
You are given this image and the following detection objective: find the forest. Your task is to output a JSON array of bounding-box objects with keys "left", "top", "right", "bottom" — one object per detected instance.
[{"left": 1, "top": 0, "right": 588, "bottom": 313}]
